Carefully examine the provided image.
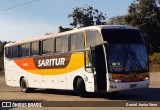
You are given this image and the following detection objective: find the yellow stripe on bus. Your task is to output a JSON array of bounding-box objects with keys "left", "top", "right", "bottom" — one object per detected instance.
[{"left": 84, "top": 31, "right": 87, "bottom": 47}]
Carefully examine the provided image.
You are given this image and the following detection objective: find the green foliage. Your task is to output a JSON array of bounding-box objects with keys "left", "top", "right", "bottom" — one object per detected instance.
[
  {"left": 68, "top": 5, "right": 107, "bottom": 28},
  {"left": 59, "top": 26, "right": 72, "bottom": 32},
  {"left": 150, "top": 53, "right": 160, "bottom": 64},
  {"left": 0, "top": 41, "right": 8, "bottom": 71},
  {"left": 58, "top": 5, "right": 107, "bottom": 32},
  {"left": 107, "top": 15, "right": 127, "bottom": 25},
  {"left": 45, "top": 33, "right": 52, "bottom": 35},
  {"left": 0, "top": 58, "right": 3, "bottom": 71},
  {"left": 125, "top": 0, "right": 160, "bottom": 53}
]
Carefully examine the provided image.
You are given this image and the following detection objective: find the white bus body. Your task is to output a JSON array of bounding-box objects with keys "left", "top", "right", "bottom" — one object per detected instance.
[{"left": 4, "top": 25, "right": 149, "bottom": 97}]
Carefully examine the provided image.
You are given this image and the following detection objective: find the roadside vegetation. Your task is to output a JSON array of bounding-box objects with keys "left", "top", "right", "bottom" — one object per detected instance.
[
  {"left": 0, "top": 41, "right": 7, "bottom": 71},
  {"left": 150, "top": 53, "right": 160, "bottom": 72}
]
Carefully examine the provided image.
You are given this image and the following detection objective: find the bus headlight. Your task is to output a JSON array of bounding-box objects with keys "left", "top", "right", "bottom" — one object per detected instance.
[
  {"left": 114, "top": 79, "right": 122, "bottom": 83},
  {"left": 110, "top": 79, "right": 122, "bottom": 83},
  {"left": 143, "top": 77, "right": 149, "bottom": 81}
]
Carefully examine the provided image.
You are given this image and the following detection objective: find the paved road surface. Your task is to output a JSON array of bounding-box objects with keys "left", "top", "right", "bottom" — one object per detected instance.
[{"left": 0, "top": 72, "right": 160, "bottom": 110}]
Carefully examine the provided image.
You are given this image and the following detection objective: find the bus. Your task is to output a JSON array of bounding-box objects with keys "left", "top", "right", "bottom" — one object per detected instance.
[{"left": 4, "top": 25, "right": 149, "bottom": 97}]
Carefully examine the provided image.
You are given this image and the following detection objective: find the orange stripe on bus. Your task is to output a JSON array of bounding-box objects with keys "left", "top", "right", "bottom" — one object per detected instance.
[{"left": 14, "top": 58, "right": 37, "bottom": 70}]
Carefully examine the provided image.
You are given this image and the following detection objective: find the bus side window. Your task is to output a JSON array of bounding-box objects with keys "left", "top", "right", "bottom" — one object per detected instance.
[
  {"left": 42, "top": 39, "right": 54, "bottom": 54},
  {"left": 70, "top": 35, "right": 76, "bottom": 51},
  {"left": 12, "top": 45, "right": 19, "bottom": 58},
  {"left": 21, "top": 43, "right": 30, "bottom": 57},
  {"left": 5, "top": 47, "right": 12, "bottom": 58},
  {"left": 55, "top": 37, "right": 62, "bottom": 53},
  {"left": 86, "top": 30, "right": 102, "bottom": 47},
  {"left": 62, "top": 36, "right": 69, "bottom": 53},
  {"left": 31, "top": 41, "right": 40, "bottom": 56},
  {"left": 76, "top": 33, "right": 84, "bottom": 50}
]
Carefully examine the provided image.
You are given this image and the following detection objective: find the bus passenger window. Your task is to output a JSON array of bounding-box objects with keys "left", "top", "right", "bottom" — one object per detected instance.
[
  {"left": 12, "top": 46, "right": 19, "bottom": 58},
  {"left": 76, "top": 33, "right": 84, "bottom": 50},
  {"left": 21, "top": 43, "right": 30, "bottom": 57},
  {"left": 86, "top": 30, "right": 101, "bottom": 47},
  {"left": 42, "top": 39, "right": 54, "bottom": 54},
  {"left": 55, "top": 37, "right": 62, "bottom": 53},
  {"left": 70, "top": 35, "right": 76, "bottom": 51},
  {"left": 62, "top": 36, "right": 69, "bottom": 52},
  {"left": 31, "top": 41, "right": 39, "bottom": 56},
  {"left": 5, "top": 47, "right": 12, "bottom": 58}
]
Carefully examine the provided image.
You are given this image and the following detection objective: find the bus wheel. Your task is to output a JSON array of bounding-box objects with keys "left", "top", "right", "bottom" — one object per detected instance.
[
  {"left": 21, "top": 78, "right": 33, "bottom": 93},
  {"left": 77, "top": 78, "right": 87, "bottom": 97}
]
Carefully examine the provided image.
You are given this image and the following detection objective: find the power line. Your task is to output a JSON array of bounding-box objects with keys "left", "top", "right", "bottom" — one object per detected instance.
[{"left": 0, "top": 0, "right": 41, "bottom": 12}]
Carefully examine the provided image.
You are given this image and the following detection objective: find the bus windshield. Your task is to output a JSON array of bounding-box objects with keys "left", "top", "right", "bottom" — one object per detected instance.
[
  {"left": 107, "top": 44, "right": 148, "bottom": 73},
  {"left": 101, "top": 29, "right": 148, "bottom": 73}
]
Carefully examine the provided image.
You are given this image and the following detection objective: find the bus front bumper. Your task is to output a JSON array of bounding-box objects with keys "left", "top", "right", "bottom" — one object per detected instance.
[{"left": 107, "top": 80, "right": 150, "bottom": 92}]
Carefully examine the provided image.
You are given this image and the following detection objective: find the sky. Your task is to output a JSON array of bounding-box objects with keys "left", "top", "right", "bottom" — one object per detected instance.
[{"left": 0, "top": 0, "right": 134, "bottom": 41}]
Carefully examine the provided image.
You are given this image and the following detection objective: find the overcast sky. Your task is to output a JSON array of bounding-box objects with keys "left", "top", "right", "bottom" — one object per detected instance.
[{"left": 0, "top": 0, "right": 133, "bottom": 42}]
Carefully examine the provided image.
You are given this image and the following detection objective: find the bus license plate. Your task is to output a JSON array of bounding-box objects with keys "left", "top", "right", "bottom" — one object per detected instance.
[{"left": 130, "top": 84, "right": 137, "bottom": 88}]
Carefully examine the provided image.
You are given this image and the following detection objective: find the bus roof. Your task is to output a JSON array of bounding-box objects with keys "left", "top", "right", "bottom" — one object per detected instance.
[{"left": 5, "top": 25, "right": 139, "bottom": 47}]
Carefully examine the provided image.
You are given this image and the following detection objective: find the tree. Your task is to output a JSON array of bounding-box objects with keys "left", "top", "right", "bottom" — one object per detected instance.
[
  {"left": 125, "top": 0, "right": 160, "bottom": 53},
  {"left": 107, "top": 15, "right": 127, "bottom": 25},
  {"left": 59, "top": 26, "right": 72, "bottom": 32},
  {"left": 0, "top": 40, "right": 8, "bottom": 71},
  {"left": 45, "top": 33, "right": 52, "bottom": 35},
  {"left": 68, "top": 5, "right": 107, "bottom": 28}
]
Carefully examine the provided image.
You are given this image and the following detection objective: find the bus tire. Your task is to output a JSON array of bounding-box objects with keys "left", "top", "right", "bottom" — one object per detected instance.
[
  {"left": 21, "top": 78, "right": 33, "bottom": 93},
  {"left": 77, "top": 78, "right": 87, "bottom": 97}
]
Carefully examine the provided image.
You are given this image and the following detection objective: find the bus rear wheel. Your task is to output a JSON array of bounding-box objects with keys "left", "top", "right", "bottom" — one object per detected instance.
[
  {"left": 21, "top": 78, "right": 33, "bottom": 93},
  {"left": 77, "top": 78, "right": 87, "bottom": 97}
]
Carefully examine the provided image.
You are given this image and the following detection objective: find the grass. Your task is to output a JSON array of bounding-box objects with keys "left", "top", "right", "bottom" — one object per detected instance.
[{"left": 150, "top": 63, "right": 160, "bottom": 72}]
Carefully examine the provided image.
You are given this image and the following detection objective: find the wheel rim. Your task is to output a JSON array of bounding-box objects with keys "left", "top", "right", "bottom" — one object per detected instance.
[{"left": 21, "top": 80, "right": 26, "bottom": 90}]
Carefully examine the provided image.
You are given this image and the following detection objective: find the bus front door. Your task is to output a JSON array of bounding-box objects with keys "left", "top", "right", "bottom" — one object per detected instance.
[
  {"left": 94, "top": 45, "right": 107, "bottom": 91},
  {"left": 85, "top": 45, "right": 107, "bottom": 92}
]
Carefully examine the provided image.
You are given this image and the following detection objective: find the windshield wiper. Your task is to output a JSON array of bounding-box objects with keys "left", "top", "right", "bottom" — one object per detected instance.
[
  {"left": 125, "top": 45, "right": 144, "bottom": 72},
  {"left": 131, "top": 50, "right": 144, "bottom": 71}
]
